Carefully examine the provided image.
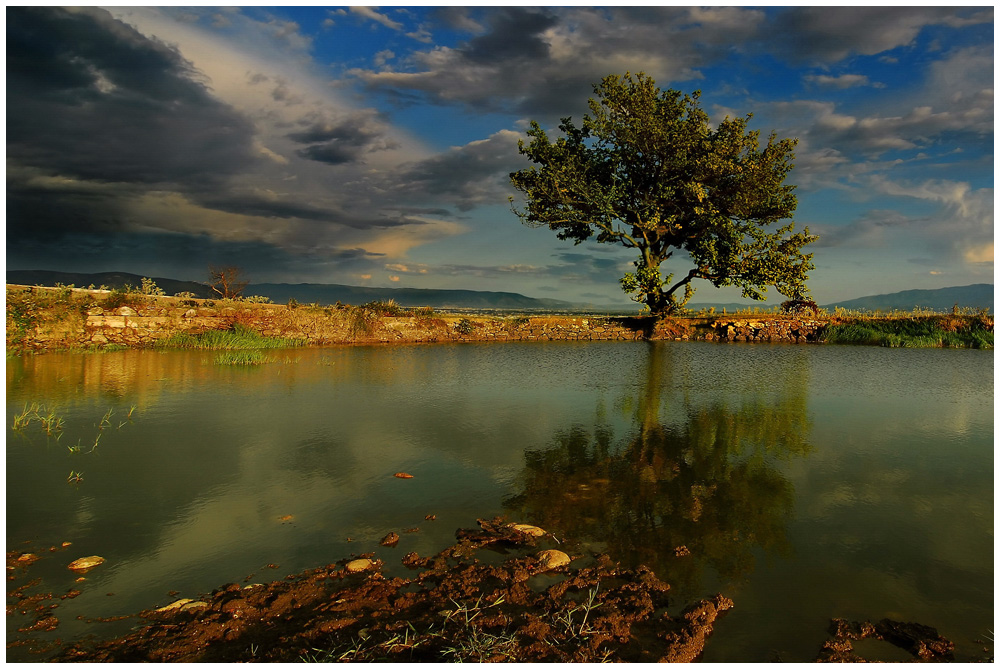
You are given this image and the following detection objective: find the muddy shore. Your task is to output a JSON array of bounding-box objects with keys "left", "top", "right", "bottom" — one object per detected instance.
[{"left": 8, "top": 518, "right": 967, "bottom": 663}]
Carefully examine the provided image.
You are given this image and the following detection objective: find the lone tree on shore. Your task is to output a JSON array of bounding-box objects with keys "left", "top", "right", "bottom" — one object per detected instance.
[
  {"left": 509, "top": 72, "right": 816, "bottom": 315},
  {"left": 208, "top": 265, "right": 249, "bottom": 299}
]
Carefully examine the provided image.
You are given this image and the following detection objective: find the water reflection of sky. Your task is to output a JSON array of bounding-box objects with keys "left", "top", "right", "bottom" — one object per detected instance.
[{"left": 6, "top": 342, "right": 993, "bottom": 661}]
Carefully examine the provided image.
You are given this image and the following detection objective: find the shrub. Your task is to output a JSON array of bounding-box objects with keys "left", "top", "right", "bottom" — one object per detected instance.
[
  {"left": 455, "top": 318, "right": 476, "bottom": 335},
  {"left": 140, "top": 277, "right": 165, "bottom": 296},
  {"left": 364, "top": 300, "right": 405, "bottom": 316},
  {"left": 102, "top": 285, "right": 145, "bottom": 311}
]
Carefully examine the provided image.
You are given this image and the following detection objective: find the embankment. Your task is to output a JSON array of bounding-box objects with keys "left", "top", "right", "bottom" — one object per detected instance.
[
  {"left": 6, "top": 285, "right": 828, "bottom": 352},
  {"left": 6, "top": 284, "right": 991, "bottom": 353}
]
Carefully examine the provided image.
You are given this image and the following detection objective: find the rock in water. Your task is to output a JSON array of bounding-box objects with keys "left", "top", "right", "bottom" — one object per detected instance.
[
  {"left": 509, "top": 523, "right": 546, "bottom": 537},
  {"left": 536, "top": 549, "right": 570, "bottom": 571},
  {"left": 393, "top": 472, "right": 414, "bottom": 479},
  {"left": 380, "top": 532, "right": 400, "bottom": 547},
  {"left": 345, "top": 559, "right": 374, "bottom": 573},
  {"left": 67, "top": 556, "right": 105, "bottom": 572}
]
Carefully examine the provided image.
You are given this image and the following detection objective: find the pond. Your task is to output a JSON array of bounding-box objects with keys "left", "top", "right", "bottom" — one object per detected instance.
[{"left": 6, "top": 341, "right": 993, "bottom": 661}]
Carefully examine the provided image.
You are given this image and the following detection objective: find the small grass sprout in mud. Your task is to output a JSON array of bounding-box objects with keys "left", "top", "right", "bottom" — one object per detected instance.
[{"left": 66, "top": 470, "right": 84, "bottom": 483}]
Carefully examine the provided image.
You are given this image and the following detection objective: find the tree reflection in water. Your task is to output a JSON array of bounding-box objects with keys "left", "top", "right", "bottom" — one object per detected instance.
[{"left": 504, "top": 342, "right": 812, "bottom": 602}]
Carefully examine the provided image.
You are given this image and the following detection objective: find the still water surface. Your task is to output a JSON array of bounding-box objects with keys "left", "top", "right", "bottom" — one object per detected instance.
[{"left": 6, "top": 342, "right": 993, "bottom": 661}]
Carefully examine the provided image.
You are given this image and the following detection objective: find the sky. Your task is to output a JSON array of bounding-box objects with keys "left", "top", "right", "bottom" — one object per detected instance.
[{"left": 6, "top": 5, "right": 995, "bottom": 306}]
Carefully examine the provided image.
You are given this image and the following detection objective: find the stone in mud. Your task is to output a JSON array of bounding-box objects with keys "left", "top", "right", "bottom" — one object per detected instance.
[
  {"left": 155, "top": 599, "right": 208, "bottom": 614},
  {"left": 67, "top": 556, "right": 105, "bottom": 572},
  {"left": 380, "top": 532, "right": 400, "bottom": 547},
  {"left": 536, "top": 549, "right": 570, "bottom": 571},
  {"left": 509, "top": 523, "right": 546, "bottom": 537},
  {"left": 344, "top": 558, "right": 374, "bottom": 573}
]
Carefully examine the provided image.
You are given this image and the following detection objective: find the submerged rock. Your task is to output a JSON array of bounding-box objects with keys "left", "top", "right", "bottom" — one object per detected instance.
[
  {"left": 67, "top": 556, "right": 105, "bottom": 572},
  {"left": 380, "top": 532, "right": 400, "bottom": 547},
  {"left": 509, "top": 523, "right": 546, "bottom": 537},
  {"left": 344, "top": 558, "right": 374, "bottom": 573},
  {"left": 536, "top": 549, "right": 571, "bottom": 571}
]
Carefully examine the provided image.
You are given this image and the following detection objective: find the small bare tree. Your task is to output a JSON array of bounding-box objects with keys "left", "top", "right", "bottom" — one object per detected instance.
[{"left": 208, "top": 265, "right": 249, "bottom": 299}]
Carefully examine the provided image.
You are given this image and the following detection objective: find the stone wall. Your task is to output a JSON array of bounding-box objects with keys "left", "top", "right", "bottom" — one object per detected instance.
[{"left": 7, "top": 285, "right": 825, "bottom": 352}]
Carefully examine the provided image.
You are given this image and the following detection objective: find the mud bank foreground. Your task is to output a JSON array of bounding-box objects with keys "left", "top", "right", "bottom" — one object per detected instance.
[{"left": 8, "top": 518, "right": 959, "bottom": 662}]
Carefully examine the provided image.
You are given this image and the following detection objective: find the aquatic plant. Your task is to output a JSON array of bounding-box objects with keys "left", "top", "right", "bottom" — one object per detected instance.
[
  {"left": 66, "top": 470, "right": 84, "bottom": 483},
  {"left": 214, "top": 350, "right": 274, "bottom": 366},
  {"left": 40, "top": 409, "right": 64, "bottom": 435},
  {"left": 11, "top": 402, "right": 41, "bottom": 430}
]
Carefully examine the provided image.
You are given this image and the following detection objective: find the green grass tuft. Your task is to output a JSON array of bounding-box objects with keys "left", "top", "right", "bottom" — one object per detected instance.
[
  {"left": 213, "top": 350, "right": 274, "bottom": 366},
  {"left": 821, "top": 317, "right": 993, "bottom": 349},
  {"left": 162, "top": 324, "right": 303, "bottom": 350}
]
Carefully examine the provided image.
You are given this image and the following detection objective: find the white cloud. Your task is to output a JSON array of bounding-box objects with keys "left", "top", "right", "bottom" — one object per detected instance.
[{"left": 349, "top": 7, "right": 403, "bottom": 31}]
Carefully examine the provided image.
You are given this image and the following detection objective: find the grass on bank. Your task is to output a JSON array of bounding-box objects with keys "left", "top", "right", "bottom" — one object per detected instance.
[
  {"left": 820, "top": 315, "right": 993, "bottom": 349},
  {"left": 161, "top": 324, "right": 303, "bottom": 351}
]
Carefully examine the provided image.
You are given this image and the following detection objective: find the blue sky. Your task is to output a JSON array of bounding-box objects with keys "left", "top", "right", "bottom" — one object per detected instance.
[{"left": 6, "top": 6, "right": 994, "bottom": 305}]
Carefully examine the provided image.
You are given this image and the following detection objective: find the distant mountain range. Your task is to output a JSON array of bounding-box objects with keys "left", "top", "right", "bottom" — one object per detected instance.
[
  {"left": 822, "top": 284, "right": 993, "bottom": 313},
  {"left": 5, "top": 270, "right": 578, "bottom": 310},
  {"left": 6, "top": 270, "right": 993, "bottom": 313}
]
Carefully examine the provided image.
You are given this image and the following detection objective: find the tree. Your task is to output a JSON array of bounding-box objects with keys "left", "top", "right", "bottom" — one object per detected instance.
[
  {"left": 208, "top": 265, "right": 248, "bottom": 299},
  {"left": 509, "top": 72, "right": 816, "bottom": 315}
]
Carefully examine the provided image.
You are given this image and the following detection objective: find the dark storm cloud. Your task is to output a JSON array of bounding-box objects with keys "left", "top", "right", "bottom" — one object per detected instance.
[
  {"left": 767, "top": 7, "right": 991, "bottom": 64},
  {"left": 287, "top": 113, "right": 400, "bottom": 165},
  {"left": 459, "top": 7, "right": 557, "bottom": 64},
  {"left": 384, "top": 130, "right": 523, "bottom": 210},
  {"left": 7, "top": 228, "right": 385, "bottom": 282},
  {"left": 6, "top": 7, "right": 258, "bottom": 187},
  {"left": 351, "top": 7, "right": 990, "bottom": 120},
  {"left": 350, "top": 6, "right": 763, "bottom": 116}
]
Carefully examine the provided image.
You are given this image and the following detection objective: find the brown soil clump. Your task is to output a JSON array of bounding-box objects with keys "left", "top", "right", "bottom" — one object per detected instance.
[
  {"left": 817, "top": 617, "right": 955, "bottom": 662},
  {"left": 54, "top": 518, "right": 733, "bottom": 662}
]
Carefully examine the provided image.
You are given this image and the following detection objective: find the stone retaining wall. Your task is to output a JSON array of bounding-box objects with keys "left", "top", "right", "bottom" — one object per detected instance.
[{"left": 7, "top": 285, "right": 825, "bottom": 352}]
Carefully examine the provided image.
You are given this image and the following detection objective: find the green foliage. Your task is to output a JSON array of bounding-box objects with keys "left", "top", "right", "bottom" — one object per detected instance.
[
  {"left": 454, "top": 318, "right": 476, "bottom": 335},
  {"left": 6, "top": 290, "right": 41, "bottom": 349},
  {"left": 160, "top": 324, "right": 303, "bottom": 350},
  {"left": 102, "top": 285, "right": 146, "bottom": 310},
  {"left": 821, "top": 317, "right": 993, "bottom": 349},
  {"left": 213, "top": 350, "right": 274, "bottom": 366},
  {"left": 510, "top": 72, "right": 815, "bottom": 315},
  {"left": 363, "top": 299, "right": 406, "bottom": 316},
  {"left": 140, "top": 277, "right": 165, "bottom": 296}
]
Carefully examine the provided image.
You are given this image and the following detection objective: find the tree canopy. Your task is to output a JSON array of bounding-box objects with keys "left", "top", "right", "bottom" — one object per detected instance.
[{"left": 509, "top": 72, "right": 816, "bottom": 314}]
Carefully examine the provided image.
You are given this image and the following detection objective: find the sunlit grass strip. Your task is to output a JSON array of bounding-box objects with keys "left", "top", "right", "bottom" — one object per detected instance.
[
  {"left": 821, "top": 319, "right": 993, "bottom": 349},
  {"left": 213, "top": 350, "right": 274, "bottom": 366},
  {"left": 163, "top": 324, "right": 303, "bottom": 350}
]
